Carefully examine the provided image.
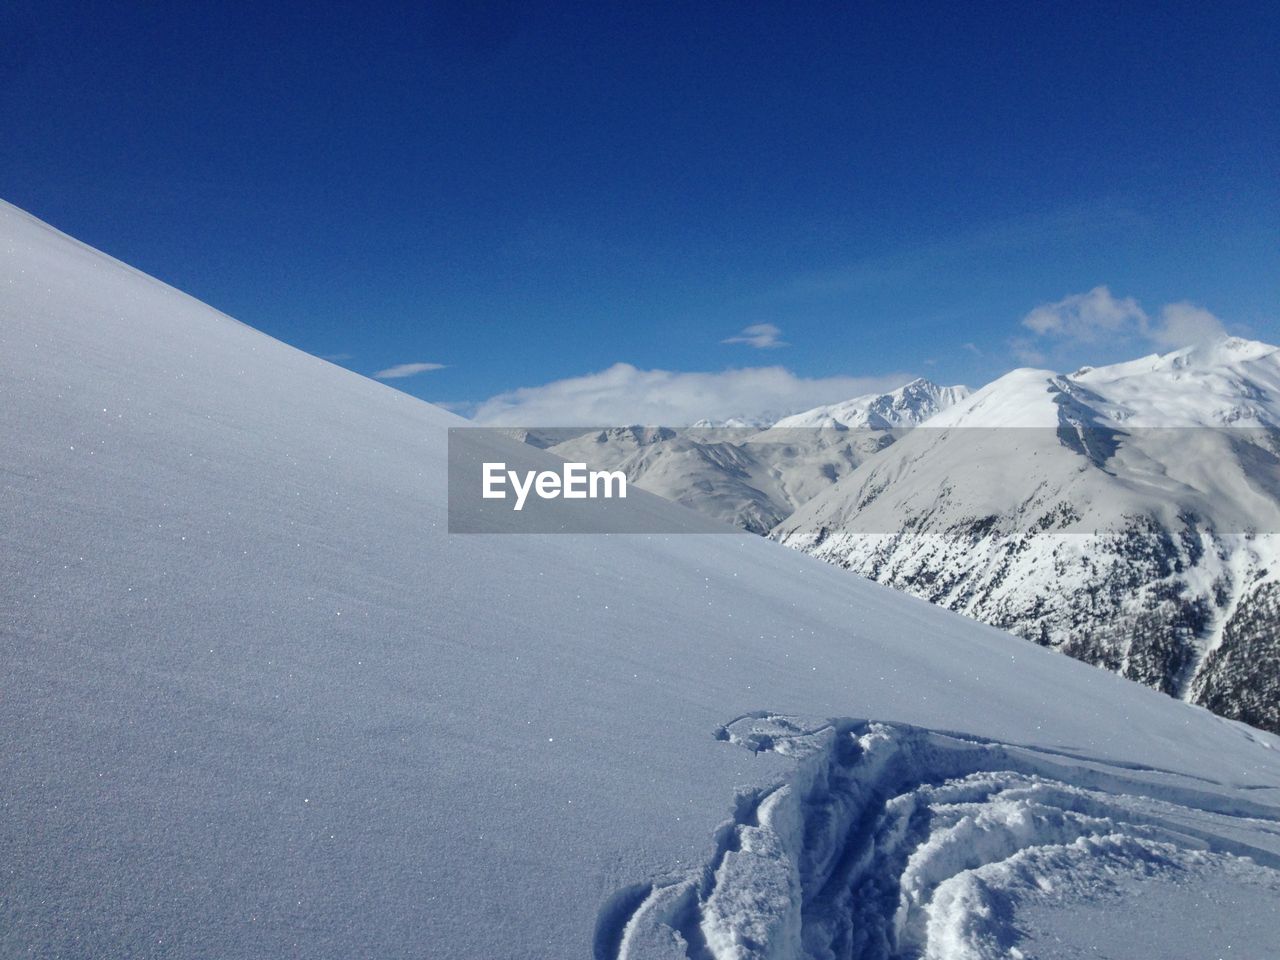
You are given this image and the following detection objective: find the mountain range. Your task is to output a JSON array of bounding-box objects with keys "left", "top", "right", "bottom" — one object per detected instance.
[
  {"left": 544, "top": 379, "right": 968, "bottom": 533},
  {"left": 775, "top": 339, "right": 1280, "bottom": 734}
]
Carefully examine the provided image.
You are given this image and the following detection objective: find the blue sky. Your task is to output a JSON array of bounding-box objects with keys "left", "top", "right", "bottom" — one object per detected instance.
[{"left": 3, "top": 0, "right": 1277, "bottom": 422}]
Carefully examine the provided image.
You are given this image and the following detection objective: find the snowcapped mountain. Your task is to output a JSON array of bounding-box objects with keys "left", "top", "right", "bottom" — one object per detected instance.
[
  {"left": 774, "top": 340, "right": 1280, "bottom": 734},
  {"left": 544, "top": 379, "right": 969, "bottom": 533},
  {"left": 768, "top": 378, "right": 970, "bottom": 430},
  {"left": 4, "top": 199, "right": 1280, "bottom": 959},
  {"left": 684, "top": 380, "right": 969, "bottom": 433}
]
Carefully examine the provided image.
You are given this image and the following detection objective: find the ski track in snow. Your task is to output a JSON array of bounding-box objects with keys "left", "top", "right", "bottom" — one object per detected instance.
[{"left": 598, "top": 713, "right": 1280, "bottom": 960}]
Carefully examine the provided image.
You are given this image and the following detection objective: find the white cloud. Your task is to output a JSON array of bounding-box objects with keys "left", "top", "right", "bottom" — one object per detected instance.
[
  {"left": 1022, "top": 286, "right": 1146, "bottom": 341},
  {"left": 1021, "top": 287, "right": 1229, "bottom": 352},
  {"left": 470, "top": 363, "right": 914, "bottom": 426},
  {"left": 722, "top": 323, "right": 787, "bottom": 348},
  {"left": 1150, "top": 301, "right": 1227, "bottom": 348},
  {"left": 374, "top": 361, "right": 447, "bottom": 380}
]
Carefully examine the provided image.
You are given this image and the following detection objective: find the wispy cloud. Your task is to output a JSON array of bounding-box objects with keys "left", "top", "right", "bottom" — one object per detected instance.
[
  {"left": 470, "top": 363, "right": 912, "bottom": 426},
  {"left": 374, "top": 361, "right": 447, "bottom": 380},
  {"left": 722, "top": 323, "right": 787, "bottom": 349},
  {"left": 1020, "top": 286, "right": 1227, "bottom": 352}
]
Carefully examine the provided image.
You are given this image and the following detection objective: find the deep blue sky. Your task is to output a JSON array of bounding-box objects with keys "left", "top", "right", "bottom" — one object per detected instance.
[{"left": 3, "top": 0, "right": 1277, "bottom": 418}]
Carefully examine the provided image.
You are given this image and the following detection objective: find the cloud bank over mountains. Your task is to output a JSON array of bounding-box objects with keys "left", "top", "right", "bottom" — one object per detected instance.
[
  {"left": 413, "top": 287, "right": 1238, "bottom": 425},
  {"left": 470, "top": 363, "right": 912, "bottom": 426}
]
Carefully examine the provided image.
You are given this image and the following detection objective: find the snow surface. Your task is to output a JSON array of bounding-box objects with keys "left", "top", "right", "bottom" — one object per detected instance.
[{"left": 3, "top": 199, "right": 1280, "bottom": 958}]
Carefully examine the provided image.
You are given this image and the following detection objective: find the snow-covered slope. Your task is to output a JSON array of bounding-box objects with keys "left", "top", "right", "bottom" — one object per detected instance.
[
  {"left": 4, "top": 199, "right": 1279, "bottom": 959},
  {"left": 775, "top": 344, "right": 1280, "bottom": 734},
  {"left": 544, "top": 381, "right": 968, "bottom": 534}
]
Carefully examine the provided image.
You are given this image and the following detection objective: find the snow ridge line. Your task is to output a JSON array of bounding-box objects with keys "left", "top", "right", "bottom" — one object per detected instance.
[{"left": 596, "top": 712, "right": 1280, "bottom": 960}]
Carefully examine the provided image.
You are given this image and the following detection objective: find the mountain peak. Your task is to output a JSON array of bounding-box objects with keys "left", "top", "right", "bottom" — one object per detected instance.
[
  {"left": 1161, "top": 335, "right": 1279, "bottom": 369},
  {"left": 935, "top": 340, "right": 1280, "bottom": 430},
  {"left": 769, "top": 378, "right": 970, "bottom": 431}
]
